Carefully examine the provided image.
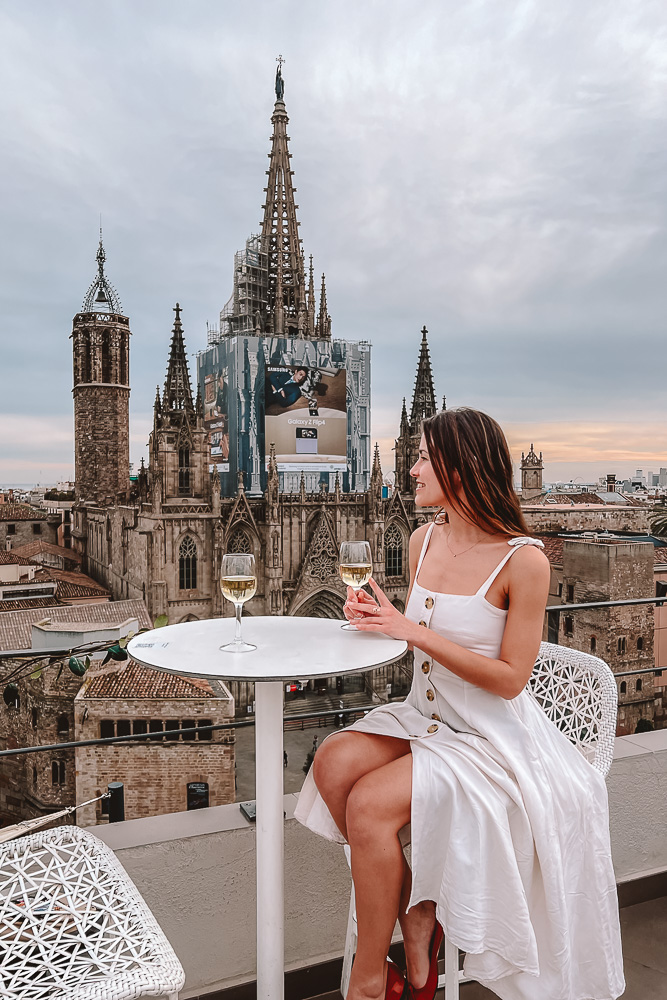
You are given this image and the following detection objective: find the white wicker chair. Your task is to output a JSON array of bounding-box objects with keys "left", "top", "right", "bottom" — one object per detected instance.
[
  {"left": 0, "top": 825, "right": 185, "bottom": 1000},
  {"left": 341, "top": 641, "right": 618, "bottom": 998}
]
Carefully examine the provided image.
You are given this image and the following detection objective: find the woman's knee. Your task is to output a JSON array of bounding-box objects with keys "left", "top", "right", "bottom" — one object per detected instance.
[{"left": 311, "top": 734, "right": 356, "bottom": 800}]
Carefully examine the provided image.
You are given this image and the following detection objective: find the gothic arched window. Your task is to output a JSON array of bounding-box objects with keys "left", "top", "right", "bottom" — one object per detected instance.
[
  {"left": 385, "top": 524, "right": 404, "bottom": 578},
  {"left": 179, "top": 536, "right": 198, "bottom": 590},
  {"left": 178, "top": 447, "right": 191, "bottom": 496},
  {"left": 227, "top": 528, "right": 252, "bottom": 554}
]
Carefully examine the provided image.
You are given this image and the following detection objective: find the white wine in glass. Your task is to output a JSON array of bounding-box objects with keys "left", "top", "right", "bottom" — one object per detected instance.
[
  {"left": 220, "top": 553, "right": 257, "bottom": 653},
  {"left": 339, "top": 540, "right": 372, "bottom": 631}
]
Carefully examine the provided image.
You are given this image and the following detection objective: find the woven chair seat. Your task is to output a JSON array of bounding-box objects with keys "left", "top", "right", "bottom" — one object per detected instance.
[{"left": 0, "top": 825, "right": 184, "bottom": 1000}]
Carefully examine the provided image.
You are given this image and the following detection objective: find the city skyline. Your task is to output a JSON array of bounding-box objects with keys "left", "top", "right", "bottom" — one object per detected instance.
[{"left": 2, "top": 1, "right": 667, "bottom": 485}]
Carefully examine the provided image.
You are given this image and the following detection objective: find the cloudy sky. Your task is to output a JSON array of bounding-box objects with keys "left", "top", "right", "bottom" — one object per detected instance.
[{"left": 1, "top": 0, "right": 666, "bottom": 487}]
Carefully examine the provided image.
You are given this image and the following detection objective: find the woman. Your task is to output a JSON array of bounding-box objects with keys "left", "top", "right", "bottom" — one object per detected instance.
[{"left": 295, "top": 408, "right": 624, "bottom": 1000}]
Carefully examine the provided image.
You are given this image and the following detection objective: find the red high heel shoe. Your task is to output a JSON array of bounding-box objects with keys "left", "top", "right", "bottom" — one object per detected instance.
[
  {"left": 407, "top": 921, "right": 444, "bottom": 1000},
  {"left": 386, "top": 958, "right": 407, "bottom": 999}
]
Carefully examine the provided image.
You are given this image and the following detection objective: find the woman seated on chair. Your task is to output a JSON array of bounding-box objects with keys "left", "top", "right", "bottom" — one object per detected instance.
[{"left": 295, "top": 408, "right": 624, "bottom": 1000}]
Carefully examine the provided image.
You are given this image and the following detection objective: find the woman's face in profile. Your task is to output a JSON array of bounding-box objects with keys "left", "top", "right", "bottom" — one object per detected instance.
[{"left": 410, "top": 434, "right": 446, "bottom": 507}]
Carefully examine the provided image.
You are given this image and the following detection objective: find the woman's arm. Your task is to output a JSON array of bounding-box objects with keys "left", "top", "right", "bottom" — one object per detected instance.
[{"left": 353, "top": 545, "right": 551, "bottom": 700}]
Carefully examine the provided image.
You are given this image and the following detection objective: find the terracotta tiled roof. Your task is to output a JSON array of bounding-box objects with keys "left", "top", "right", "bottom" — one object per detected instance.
[
  {"left": 0, "top": 552, "right": 35, "bottom": 566},
  {"left": 535, "top": 535, "right": 563, "bottom": 565},
  {"left": 33, "top": 568, "right": 109, "bottom": 600},
  {"left": 12, "top": 541, "right": 82, "bottom": 563},
  {"left": 0, "top": 504, "right": 47, "bottom": 521},
  {"left": 83, "top": 660, "right": 215, "bottom": 699},
  {"left": 0, "top": 597, "right": 61, "bottom": 613},
  {"left": 0, "top": 599, "right": 152, "bottom": 652}
]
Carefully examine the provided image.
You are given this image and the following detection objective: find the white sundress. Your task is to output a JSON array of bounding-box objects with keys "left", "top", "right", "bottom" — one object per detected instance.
[{"left": 294, "top": 526, "right": 625, "bottom": 1000}]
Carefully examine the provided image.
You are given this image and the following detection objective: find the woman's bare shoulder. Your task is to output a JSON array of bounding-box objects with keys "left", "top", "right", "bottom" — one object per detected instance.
[
  {"left": 508, "top": 543, "right": 551, "bottom": 585},
  {"left": 409, "top": 522, "right": 431, "bottom": 552}
]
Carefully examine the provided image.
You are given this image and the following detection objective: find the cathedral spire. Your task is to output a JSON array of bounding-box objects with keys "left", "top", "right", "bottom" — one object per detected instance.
[
  {"left": 316, "top": 273, "right": 331, "bottom": 339},
  {"left": 307, "top": 254, "right": 316, "bottom": 336},
  {"left": 162, "top": 303, "right": 194, "bottom": 412},
  {"left": 409, "top": 326, "right": 437, "bottom": 430},
  {"left": 400, "top": 397, "right": 409, "bottom": 435},
  {"left": 260, "top": 60, "right": 305, "bottom": 337},
  {"left": 82, "top": 226, "right": 122, "bottom": 314}
]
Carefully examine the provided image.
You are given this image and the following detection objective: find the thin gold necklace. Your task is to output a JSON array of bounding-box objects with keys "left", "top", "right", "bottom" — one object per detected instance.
[{"left": 445, "top": 531, "right": 483, "bottom": 558}]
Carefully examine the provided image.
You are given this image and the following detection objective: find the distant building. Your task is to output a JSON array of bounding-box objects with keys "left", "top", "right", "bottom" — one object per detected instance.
[
  {"left": 0, "top": 505, "right": 57, "bottom": 551},
  {"left": 0, "top": 600, "right": 235, "bottom": 827}
]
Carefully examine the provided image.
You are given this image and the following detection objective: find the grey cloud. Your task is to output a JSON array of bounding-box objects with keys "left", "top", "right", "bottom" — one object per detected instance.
[{"left": 1, "top": 0, "right": 667, "bottom": 482}]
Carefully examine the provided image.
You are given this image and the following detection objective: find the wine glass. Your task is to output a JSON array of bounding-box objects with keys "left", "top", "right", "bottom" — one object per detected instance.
[
  {"left": 220, "top": 553, "right": 257, "bottom": 652},
  {"left": 339, "top": 540, "right": 373, "bottom": 631}
]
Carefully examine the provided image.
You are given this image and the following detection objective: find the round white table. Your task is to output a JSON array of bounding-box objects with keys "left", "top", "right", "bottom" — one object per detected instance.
[{"left": 128, "top": 616, "right": 407, "bottom": 1000}]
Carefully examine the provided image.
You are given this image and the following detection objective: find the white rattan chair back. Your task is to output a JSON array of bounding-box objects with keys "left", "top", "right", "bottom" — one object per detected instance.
[
  {"left": 0, "top": 824, "right": 185, "bottom": 1000},
  {"left": 528, "top": 641, "right": 618, "bottom": 778}
]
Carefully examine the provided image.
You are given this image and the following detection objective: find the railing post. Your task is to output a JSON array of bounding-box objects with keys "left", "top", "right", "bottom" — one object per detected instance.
[{"left": 107, "top": 782, "right": 125, "bottom": 823}]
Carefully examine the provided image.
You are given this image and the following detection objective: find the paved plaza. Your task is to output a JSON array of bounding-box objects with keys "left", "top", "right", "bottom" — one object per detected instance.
[{"left": 233, "top": 718, "right": 341, "bottom": 803}]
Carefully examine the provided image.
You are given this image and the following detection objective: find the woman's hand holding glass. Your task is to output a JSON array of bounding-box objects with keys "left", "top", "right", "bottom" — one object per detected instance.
[{"left": 344, "top": 578, "right": 417, "bottom": 643}]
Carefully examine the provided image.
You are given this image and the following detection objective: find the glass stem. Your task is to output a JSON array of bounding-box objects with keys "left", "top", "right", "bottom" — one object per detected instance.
[{"left": 234, "top": 602, "right": 243, "bottom": 644}]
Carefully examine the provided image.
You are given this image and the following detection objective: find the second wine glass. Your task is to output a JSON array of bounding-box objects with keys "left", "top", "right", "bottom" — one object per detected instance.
[
  {"left": 339, "top": 540, "right": 372, "bottom": 631},
  {"left": 220, "top": 553, "right": 257, "bottom": 652}
]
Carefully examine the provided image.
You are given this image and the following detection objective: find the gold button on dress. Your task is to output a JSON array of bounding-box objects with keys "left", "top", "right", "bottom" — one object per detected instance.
[
  {"left": 427, "top": 723, "right": 438, "bottom": 733},
  {"left": 421, "top": 661, "right": 431, "bottom": 674},
  {"left": 425, "top": 597, "right": 434, "bottom": 609},
  {"left": 426, "top": 689, "right": 435, "bottom": 701},
  {"left": 431, "top": 713, "right": 441, "bottom": 721},
  {"left": 419, "top": 620, "right": 427, "bottom": 628}
]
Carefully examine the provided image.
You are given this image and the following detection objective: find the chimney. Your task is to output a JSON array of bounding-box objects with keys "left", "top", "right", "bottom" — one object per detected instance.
[{"left": 606, "top": 473, "right": 616, "bottom": 493}]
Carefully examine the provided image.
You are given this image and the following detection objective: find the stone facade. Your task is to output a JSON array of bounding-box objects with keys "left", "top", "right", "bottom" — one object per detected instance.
[
  {"left": 523, "top": 505, "right": 650, "bottom": 534},
  {"left": 74, "top": 661, "right": 234, "bottom": 826},
  {"left": 554, "top": 539, "right": 655, "bottom": 734},
  {"left": 0, "top": 661, "right": 79, "bottom": 826},
  {"left": 0, "top": 505, "right": 57, "bottom": 551}
]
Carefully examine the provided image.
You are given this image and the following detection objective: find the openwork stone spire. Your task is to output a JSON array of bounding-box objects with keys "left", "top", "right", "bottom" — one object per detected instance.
[
  {"left": 82, "top": 228, "right": 122, "bottom": 314},
  {"left": 410, "top": 326, "right": 437, "bottom": 430},
  {"left": 260, "top": 62, "right": 306, "bottom": 336},
  {"left": 162, "top": 303, "right": 194, "bottom": 413}
]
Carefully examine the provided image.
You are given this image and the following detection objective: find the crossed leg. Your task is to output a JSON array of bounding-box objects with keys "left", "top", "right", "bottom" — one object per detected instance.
[{"left": 312, "top": 733, "right": 437, "bottom": 1000}]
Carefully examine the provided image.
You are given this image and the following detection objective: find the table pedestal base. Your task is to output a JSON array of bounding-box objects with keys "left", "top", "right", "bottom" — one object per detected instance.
[{"left": 255, "top": 680, "right": 285, "bottom": 999}]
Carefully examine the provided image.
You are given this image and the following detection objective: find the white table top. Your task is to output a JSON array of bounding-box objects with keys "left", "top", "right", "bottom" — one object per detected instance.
[{"left": 127, "top": 616, "right": 408, "bottom": 682}]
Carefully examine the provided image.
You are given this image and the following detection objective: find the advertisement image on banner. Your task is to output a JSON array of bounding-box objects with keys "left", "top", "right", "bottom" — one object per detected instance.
[
  {"left": 204, "top": 368, "right": 230, "bottom": 472},
  {"left": 264, "top": 363, "right": 347, "bottom": 471}
]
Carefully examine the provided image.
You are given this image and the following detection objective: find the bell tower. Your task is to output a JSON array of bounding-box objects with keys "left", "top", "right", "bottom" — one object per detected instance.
[
  {"left": 72, "top": 232, "right": 131, "bottom": 502},
  {"left": 521, "top": 444, "right": 544, "bottom": 500}
]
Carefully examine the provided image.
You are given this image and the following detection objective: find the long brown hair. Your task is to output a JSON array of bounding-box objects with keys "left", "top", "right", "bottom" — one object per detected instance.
[{"left": 422, "top": 408, "right": 530, "bottom": 538}]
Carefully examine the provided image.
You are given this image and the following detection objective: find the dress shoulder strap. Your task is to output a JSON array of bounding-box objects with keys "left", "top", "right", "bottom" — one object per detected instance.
[
  {"left": 475, "top": 537, "right": 545, "bottom": 598},
  {"left": 415, "top": 522, "right": 436, "bottom": 578}
]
